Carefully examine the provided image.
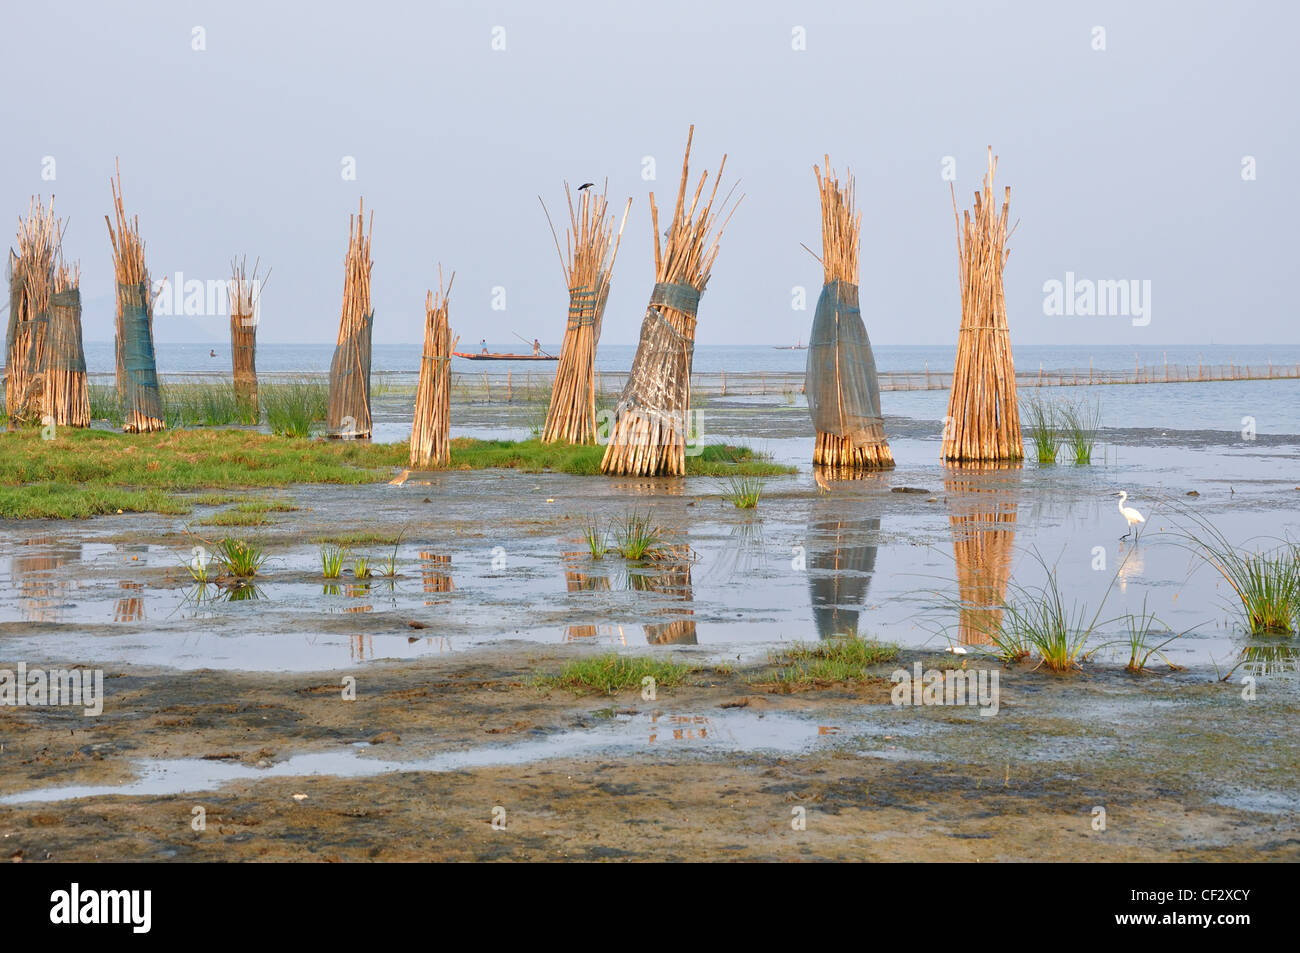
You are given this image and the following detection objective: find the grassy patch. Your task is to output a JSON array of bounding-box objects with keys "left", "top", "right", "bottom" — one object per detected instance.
[
  {"left": 538, "top": 655, "right": 697, "bottom": 695},
  {"left": 192, "top": 492, "right": 250, "bottom": 506},
  {"left": 2, "top": 428, "right": 405, "bottom": 491},
  {"left": 448, "top": 438, "right": 792, "bottom": 476},
  {"left": 0, "top": 484, "right": 192, "bottom": 520},
  {"left": 198, "top": 509, "right": 276, "bottom": 527},
  {"left": 611, "top": 510, "right": 670, "bottom": 560},
  {"left": 756, "top": 636, "right": 900, "bottom": 691},
  {"left": 235, "top": 499, "right": 297, "bottom": 513},
  {"left": 262, "top": 378, "right": 329, "bottom": 437}
]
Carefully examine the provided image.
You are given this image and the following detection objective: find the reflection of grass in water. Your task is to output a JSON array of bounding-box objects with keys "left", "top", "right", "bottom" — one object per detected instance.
[
  {"left": 757, "top": 636, "right": 899, "bottom": 691},
  {"left": 1235, "top": 643, "right": 1300, "bottom": 677},
  {"left": 538, "top": 655, "right": 697, "bottom": 695}
]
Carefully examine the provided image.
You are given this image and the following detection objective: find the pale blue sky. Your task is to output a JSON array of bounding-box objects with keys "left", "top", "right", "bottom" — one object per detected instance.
[{"left": 2, "top": 0, "right": 1294, "bottom": 347}]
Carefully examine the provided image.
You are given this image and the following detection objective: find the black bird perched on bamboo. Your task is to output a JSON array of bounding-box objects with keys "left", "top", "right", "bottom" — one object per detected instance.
[{"left": 578, "top": 182, "right": 595, "bottom": 191}]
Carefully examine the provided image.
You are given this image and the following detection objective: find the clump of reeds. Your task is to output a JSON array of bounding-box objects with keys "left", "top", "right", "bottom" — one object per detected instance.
[
  {"left": 6, "top": 197, "right": 61, "bottom": 423},
  {"left": 1176, "top": 512, "right": 1300, "bottom": 635},
  {"left": 580, "top": 517, "right": 608, "bottom": 559},
  {"left": 320, "top": 544, "right": 346, "bottom": 579},
  {"left": 1060, "top": 396, "right": 1101, "bottom": 464},
  {"left": 1021, "top": 394, "right": 1060, "bottom": 463},
  {"left": 230, "top": 256, "right": 267, "bottom": 425},
  {"left": 262, "top": 377, "right": 328, "bottom": 436},
  {"left": 960, "top": 550, "right": 1123, "bottom": 672},
  {"left": 327, "top": 200, "right": 374, "bottom": 439},
  {"left": 723, "top": 475, "right": 763, "bottom": 509},
  {"left": 409, "top": 268, "right": 456, "bottom": 467},
  {"left": 1117, "top": 599, "right": 1184, "bottom": 673},
  {"left": 805, "top": 158, "right": 893, "bottom": 470},
  {"left": 540, "top": 182, "right": 631, "bottom": 445},
  {"left": 612, "top": 510, "right": 669, "bottom": 560},
  {"left": 941, "top": 148, "right": 1021, "bottom": 463},
  {"left": 105, "top": 161, "right": 164, "bottom": 433},
  {"left": 213, "top": 537, "right": 267, "bottom": 578},
  {"left": 601, "top": 126, "right": 741, "bottom": 476}
]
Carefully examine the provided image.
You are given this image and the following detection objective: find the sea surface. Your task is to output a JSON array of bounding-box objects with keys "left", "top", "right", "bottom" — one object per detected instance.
[{"left": 81, "top": 342, "right": 1300, "bottom": 378}]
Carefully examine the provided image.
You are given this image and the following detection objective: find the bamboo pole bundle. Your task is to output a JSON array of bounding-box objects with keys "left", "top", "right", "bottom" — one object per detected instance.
[
  {"left": 600, "top": 126, "right": 741, "bottom": 476},
  {"left": 942, "top": 148, "right": 1021, "bottom": 463},
  {"left": 106, "top": 161, "right": 164, "bottom": 432},
  {"left": 409, "top": 268, "right": 457, "bottom": 467},
  {"left": 327, "top": 200, "right": 374, "bottom": 438},
  {"left": 6, "top": 196, "right": 60, "bottom": 421},
  {"left": 540, "top": 182, "right": 631, "bottom": 444},
  {"left": 805, "top": 157, "right": 893, "bottom": 470},
  {"left": 41, "top": 258, "right": 90, "bottom": 428},
  {"left": 229, "top": 256, "right": 267, "bottom": 421}
]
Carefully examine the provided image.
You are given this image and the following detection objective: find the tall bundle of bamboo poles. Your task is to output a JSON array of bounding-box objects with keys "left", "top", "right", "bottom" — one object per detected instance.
[
  {"left": 409, "top": 268, "right": 457, "bottom": 467},
  {"left": 601, "top": 126, "right": 740, "bottom": 476},
  {"left": 807, "top": 158, "right": 893, "bottom": 470},
  {"left": 945, "top": 469, "right": 1018, "bottom": 645},
  {"left": 328, "top": 200, "right": 374, "bottom": 439},
  {"left": 540, "top": 182, "right": 631, "bottom": 444},
  {"left": 6, "top": 196, "right": 60, "bottom": 421},
  {"left": 106, "top": 162, "right": 164, "bottom": 432},
  {"left": 942, "top": 148, "right": 1021, "bottom": 463},
  {"left": 42, "top": 257, "right": 90, "bottom": 428},
  {"left": 229, "top": 256, "right": 266, "bottom": 420}
]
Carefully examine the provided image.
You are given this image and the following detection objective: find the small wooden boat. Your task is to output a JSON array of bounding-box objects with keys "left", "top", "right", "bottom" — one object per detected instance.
[
  {"left": 773, "top": 341, "right": 807, "bottom": 350},
  {"left": 453, "top": 351, "right": 558, "bottom": 361}
]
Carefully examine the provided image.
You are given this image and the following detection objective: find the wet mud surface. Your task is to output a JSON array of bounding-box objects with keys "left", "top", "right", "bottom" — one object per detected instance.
[{"left": 2, "top": 395, "right": 1298, "bottom": 860}]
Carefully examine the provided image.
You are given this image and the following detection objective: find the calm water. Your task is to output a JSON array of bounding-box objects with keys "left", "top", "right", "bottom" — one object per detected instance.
[{"left": 81, "top": 342, "right": 1300, "bottom": 378}]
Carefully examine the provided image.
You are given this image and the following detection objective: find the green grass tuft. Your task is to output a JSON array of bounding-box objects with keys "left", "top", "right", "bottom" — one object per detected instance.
[{"left": 538, "top": 655, "right": 697, "bottom": 695}]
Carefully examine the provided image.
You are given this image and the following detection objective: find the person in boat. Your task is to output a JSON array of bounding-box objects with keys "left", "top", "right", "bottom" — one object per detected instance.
[
  {"left": 533, "top": 338, "right": 541, "bottom": 356},
  {"left": 209, "top": 349, "right": 216, "bottom": 358},
  {"left": 480, "top": 338, "right": 488, "bottom": 354}
]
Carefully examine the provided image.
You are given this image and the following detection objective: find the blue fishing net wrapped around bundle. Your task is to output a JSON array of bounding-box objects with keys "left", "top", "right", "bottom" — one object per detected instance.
[
  {"left": 805, "top": 279, "right": 892, "bottom": 467},
  {"left": 118, "top": 281, "right": 163, "bottom": 428}
]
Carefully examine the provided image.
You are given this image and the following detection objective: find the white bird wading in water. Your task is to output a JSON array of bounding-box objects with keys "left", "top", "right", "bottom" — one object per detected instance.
[{"left": 1117, "top": 491, "right": 1146, "bottom": 540}]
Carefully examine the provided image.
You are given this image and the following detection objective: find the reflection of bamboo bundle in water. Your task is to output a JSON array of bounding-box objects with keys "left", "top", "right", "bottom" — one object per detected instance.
[
  {"left": 420, "top": 552, "right": 453, "bottom": 602},
  {"left": 14, "top": 538, "right": 68, "bottom": 623},
  {"left": 946, "top": 472, "right": 1018, "bottom": 645},
  {"left": 344, "top": 583, "right": 372, "bottom": 612},
  {"left": 114, "top": 581, "right": 145, "bottom": 622},
  {"left": 562, "top": 552, "right": 612, "bottom": 593},
  {"left": 807, "top": 516, "right": 879, "bottom": 639},
  {"left": 351, "top": 634, "right": 374, "bottom": 661},
  {"left": 631, "top": 548, "right": 697, "bottom": 644}
]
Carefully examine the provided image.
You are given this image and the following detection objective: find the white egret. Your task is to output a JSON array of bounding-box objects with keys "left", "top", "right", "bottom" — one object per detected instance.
[{"left": 1117, "top": 491, "right": 1146, "bottom": 540}]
